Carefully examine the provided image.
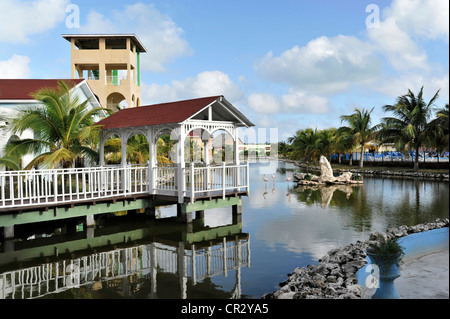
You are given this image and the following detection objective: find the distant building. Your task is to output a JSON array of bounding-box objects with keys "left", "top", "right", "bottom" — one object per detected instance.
[
  {"left": 0, "top": 79, "right": 102, "bottom": 168},
  {"left": 240, "top": 144, "right": 271, "bottom": 156},
  {"left": 62, "top": 34, "right": 147, "bottom": 110}
]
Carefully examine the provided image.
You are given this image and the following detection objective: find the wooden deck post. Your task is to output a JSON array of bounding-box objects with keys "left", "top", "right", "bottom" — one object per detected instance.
[
  {"left": 195, "top": 210, "right": 204, "bottom": 220},
  {"left": 86, "top": 214, "right": 95, "bottom": 227},
  {"left": 3, "top": 225, "right": 14, "bottom": 240}
]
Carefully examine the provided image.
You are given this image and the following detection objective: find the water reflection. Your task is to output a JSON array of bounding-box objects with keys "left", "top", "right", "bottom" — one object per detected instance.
[
  {"left": 294, "top": 184, "right": 357, "bottom": 208},
  {"left": 247, "top": 162, "right": 448, "bottom": 280},
  {"left": 0, "top": 161, "right": 448, "bottom": 299},
  {"left": 287, "top": 175, "right": 450, "bottom": 233},
  {"left": 0, "top": 213, "right": 250, "bottom": 299}
]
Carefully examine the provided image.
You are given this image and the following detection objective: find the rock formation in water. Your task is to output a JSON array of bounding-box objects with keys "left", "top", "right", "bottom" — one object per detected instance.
[{"left": 294, "top": 156, "right": 362, "bottom": 186}]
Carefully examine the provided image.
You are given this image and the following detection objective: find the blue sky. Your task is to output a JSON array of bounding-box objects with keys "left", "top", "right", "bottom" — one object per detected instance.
[{"left": 0, "top": 0, "right": 448, "bottom": 142}]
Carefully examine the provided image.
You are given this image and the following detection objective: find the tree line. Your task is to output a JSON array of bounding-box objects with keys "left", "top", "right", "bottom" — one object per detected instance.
[{"left": 279, "top": 87, "right": 448, "bottom": 171}]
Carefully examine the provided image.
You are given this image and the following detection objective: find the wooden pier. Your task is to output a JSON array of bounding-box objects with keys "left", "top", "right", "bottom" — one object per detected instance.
[
  {"left": 0, "top": 162, "right": 249, "bottom": 239},
  {"left": 0, "top": 162, "right": 249, "bottom": 211}
]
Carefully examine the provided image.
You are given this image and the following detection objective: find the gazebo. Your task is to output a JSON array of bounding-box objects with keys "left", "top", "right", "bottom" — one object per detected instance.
[
  {"left": 96, "top": 95, "right": 254, "bottom": 204},
  {"left": 0, "top": 96, "right": 254, "bottom": 238}
]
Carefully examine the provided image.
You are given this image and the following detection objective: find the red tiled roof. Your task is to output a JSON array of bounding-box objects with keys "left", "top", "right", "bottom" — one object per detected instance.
[
  {"left": 97, "top": 96, "right": 222, "bottom": 129},
  {"left": 0, "top": 79, "right": 84, "bottom": 100}
]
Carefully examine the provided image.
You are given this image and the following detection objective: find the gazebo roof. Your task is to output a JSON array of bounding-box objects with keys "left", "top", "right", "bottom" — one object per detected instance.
[{"left": 96, "top": 95, "right": 254, "bottom": 130}]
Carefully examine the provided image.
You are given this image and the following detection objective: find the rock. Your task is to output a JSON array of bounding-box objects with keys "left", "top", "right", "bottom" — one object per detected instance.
[
  {"left": 346, "top": 284, "right": 362, "bottom": 296},
  {"left": 325, "top": 262, "right": 340, "bottom": 271},
  {"left": 329, "top": 277, "right": 344, "bottom": 289},
  {"left": 319, "top": 254, "right": 330, "bottom": 263},
  {"left": 326, "top": 275, "right": 338, "bottom": 283},
  {"left": 278, "top": 292, "right": 296, "bottom": 299},
  {"left": 265, "top": 218, "right": 448, "bottom": 299},
  {"left": 335, "top": 171, "right": 352, "bottom": 183},
  {"left": 342, "top": 263, "right": 357, "bottom": 274},
  {"left": 338, "top": 293, "right": 360, "bottom": 299},
  {"left": 319, "top": 156, "right": 334, "bottom": 179}
]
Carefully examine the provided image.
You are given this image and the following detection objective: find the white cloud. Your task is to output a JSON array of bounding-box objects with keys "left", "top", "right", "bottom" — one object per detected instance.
[
  {"left": 281, "top": 89, "right": 329, "bottom": 114},
  {"left": 247, "top": 90, "right": 330, "bottom": 115},
  {"left": 374, "top": 73, "right": 449, "bottom": 103},
  {"left": 0, "top": 55, "right": 31, "bottom": 78},
  {"left": 80, "top": 3, "right": 192, "bottom": 72},
  {"left": 367, "top": 14, "right": 428, "bottom": 71},
  {"left": 254, "top": 0, "right": 448, "bottom": 99},
  {"left": 251, "top": 33, "right": 377, "bottom": 136},
  {"left": 383, "top": 0, "right": 449, "bottom": 41},
  {"left": 0, "top": 0, "right": 69, "bottom": 43},
  {"left": 141, "top": 70, "right": 244, "bottom": 104},
  {"left": 367, "top": 0, "right": 448, "bottom": 71},
  {"left": 248, "top": 93, "right": 280, "bottom": 114},
  {"left": 255, "top": 35, "right": 381, "bottom": 94}
]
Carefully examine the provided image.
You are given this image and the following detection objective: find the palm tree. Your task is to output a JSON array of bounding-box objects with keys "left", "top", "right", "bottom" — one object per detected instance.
[
  {"left": 316, "top": 128, "right": 337, "bottom": 161},
  {"left": 378, "top": 86, "right": 440, "bottom": 171},
  {"left": 277, "top": 141, "right": 291, "bottom": 158},
  {"left": 429, "top": 103, "right": 449, "bottom": 156},
  {"left": 334, "top": 128, "right": 355, "bottom": 165},
  {"left": 4, "top": 80, "right": 107, "bottom": 169},
  {"left": 288, "top": 128, "right": 321, "bottom": 163},
  {"left": 339, "top": 107, "right": 377, "bottom": 168}
]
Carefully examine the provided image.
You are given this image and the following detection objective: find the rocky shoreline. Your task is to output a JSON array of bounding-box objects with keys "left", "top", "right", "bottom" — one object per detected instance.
[
  {"left": 280, "top": 159, "right": 450, "bottom": 182},
  {"left": 262, "top": 218, "right": 449, "bottom": 299}
]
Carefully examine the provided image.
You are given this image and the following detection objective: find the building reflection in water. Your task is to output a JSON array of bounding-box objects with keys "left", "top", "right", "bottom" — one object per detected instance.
[{"left": 0, "top": 208, "right": 250, "bottom": 299}]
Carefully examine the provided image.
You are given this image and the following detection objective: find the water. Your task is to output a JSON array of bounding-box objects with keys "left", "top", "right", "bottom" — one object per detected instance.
[{"left": 0, "top": 161, "right": 448, "bottom": 299}]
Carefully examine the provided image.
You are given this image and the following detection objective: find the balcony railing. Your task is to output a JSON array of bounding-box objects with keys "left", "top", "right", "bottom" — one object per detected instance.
[{"left": 0, "top": 162, "right": 250, "bottom": 210}]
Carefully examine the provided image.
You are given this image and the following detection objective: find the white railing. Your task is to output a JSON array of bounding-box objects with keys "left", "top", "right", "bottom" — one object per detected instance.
[
  {"left": 0, "top": 162, "right": 249, "bottom": 209},
  {"left": 0, "top": 165, "right": 148, "bottom": 209},
  {"left": 0, "top": 239, "right": 250, "bottom": 299},
  {"left": 186, "top": 162, "right": 249, "bottom": 203},
  {"left": 190, "top": 238, "right": 250, "bottom": 283},
  {"left": 153, "top": 164, "right": 177, "bottom": 193}
]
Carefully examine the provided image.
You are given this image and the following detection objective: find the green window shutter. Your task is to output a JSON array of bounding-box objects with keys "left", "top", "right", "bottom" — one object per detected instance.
[
  {"left": 137, "top": 52, "right": 140, "bottom": 87},
  {"left": 112, "top": 70, "right": 118, "bottom": 85}
]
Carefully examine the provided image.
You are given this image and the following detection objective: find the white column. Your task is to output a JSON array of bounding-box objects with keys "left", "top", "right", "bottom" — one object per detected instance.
[
  {"left": 202, "top": 131, "right": 211, "bottom": 190},
  {"left": 99, "top": 131, "right": 105, "bottom": 166},
  {"left": 234, "top": 126, "right": 240, "bottom": 188},
  {"left": 148, "top": 128, "right": 156, "bottom": 194},
  {"left": 234, "top": 127, "right": 239, "bottom": 165},
  {"left": 178, "top": 242, "right": 187, "bottom": 299},
  {"left": 121, "top": 130, "right": 128, "bottom": 193},
  {"left": 121, "top": 131, "right": 127, "bottom": 167},
  {"left": 176, "top": 125, "right": 185, "bottom": 203}
]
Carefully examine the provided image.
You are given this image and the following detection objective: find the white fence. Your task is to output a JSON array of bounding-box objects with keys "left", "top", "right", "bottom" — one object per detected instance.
[
  {"left": 0, "top": 162, "right": 249, "bottom": 209},
  {"left": 0, "top": 238, "right": 250, "bottom": 299},
  {"left": 186, "top": 162, "right": 249, "bottom": 203},
  {"left": 0, "top": 165, "right": 148, "bottom": 209}
]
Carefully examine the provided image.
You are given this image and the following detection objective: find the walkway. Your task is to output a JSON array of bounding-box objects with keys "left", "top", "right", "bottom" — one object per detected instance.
[
  {"left": 0, "top": 162, "right": 249, "bottom": 212},
  {"left": 395, "top": 248, "right": 449, "bottom": 299}
]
